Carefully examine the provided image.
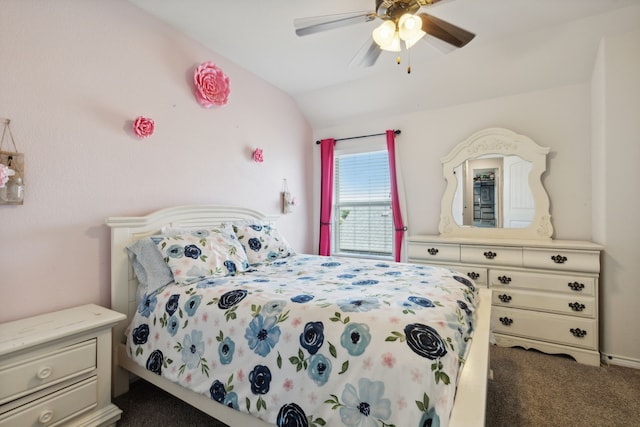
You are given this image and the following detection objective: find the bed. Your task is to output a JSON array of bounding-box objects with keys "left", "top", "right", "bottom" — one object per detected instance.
[{"left": 107, "top": 205, "right": 491, "bottom": 427}]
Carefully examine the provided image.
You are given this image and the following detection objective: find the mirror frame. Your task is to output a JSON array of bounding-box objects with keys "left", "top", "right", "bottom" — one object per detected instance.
[{"left": 439, "top": 128, "right": 553, "bottom": 240}]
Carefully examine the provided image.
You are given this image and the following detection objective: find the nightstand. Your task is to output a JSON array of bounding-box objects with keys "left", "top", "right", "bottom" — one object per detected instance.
[{"left": 0, "top": 304, "right": 126, "bottom": 426}]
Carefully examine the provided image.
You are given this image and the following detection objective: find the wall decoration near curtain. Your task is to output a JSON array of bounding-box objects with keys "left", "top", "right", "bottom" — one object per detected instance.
[
  {"left": 318, "top": 138, "right": 335, "bottom": 255},
  {"left": 281, "top": 179, "right": 295, "bottom": 214}
]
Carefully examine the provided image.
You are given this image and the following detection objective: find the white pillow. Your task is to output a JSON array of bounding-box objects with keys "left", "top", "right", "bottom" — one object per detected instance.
[
  {"left": 155, "top": 225, "right": 249, "bottom": 285},
  {"left": 232, "top": 220, "right": 295, "bottom": 265}
]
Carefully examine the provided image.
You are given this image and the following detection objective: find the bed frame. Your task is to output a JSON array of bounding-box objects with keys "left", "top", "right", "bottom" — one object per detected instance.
[{"left": 107, "top": 205, "right": 492, "bottom": 427}]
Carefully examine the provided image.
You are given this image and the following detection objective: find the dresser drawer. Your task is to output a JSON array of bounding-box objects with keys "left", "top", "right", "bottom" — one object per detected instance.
[
  {"left": 407, "top": 242, "right": 460, "bottom": 263},
  {"left": 523, "top": 248, "right": 600, "bottom": 273},
  {"left": 438, "top": 264, "right": 488, "bottom": 287},
  {"left": 492, "top": 289, "right": 595, "bottom": 318},
  {"left": 461, "top": 245, "right": 522, "bottom": 267},
  {"left": 0, "top": 339, "right": 96, "bottom": 405},
  {"left": 492, "top": 307, "right": 597, "bottom": 350},
  {"left": 0, "top": 377, "right": 97, "bottom": 427},
  {"left": 488, "top": 269, "right": 596, "bottom": 296}
]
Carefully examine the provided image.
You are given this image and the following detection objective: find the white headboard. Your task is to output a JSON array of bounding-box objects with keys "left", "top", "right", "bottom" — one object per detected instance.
[{"left": 106, "top": 205, "right": 276, "bottom": 348}]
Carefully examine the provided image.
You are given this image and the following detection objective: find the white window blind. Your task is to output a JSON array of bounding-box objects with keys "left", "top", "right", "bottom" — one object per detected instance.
[{"left": 334, "top": 150, "right": 393, "bottom": 257}]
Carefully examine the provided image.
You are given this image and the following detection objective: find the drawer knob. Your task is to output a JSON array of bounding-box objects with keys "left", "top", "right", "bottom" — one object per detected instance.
[
  {"left": 568, "top": 302, "right": 586, "bottom": 312},
  {"left": 498, "top": 294, "right": 512, "bottom": 303},
  {"left": 497, "top": 275, "right": 512, "bottom": 285},
  {"left": 38, "top": 409, "right": 54, "bottom": 424},
  {"left": 570, "top": 328, "right": 587, "bottom": 338},
  {"left": 551, "top": 254, "right": 568, "bottom": 264},
  {"left": 37, "top": 366, "right": 53, "bottom": 380},
  {"left": 467, "top": 272, "right": 479, "bottom": 280},
  {"left": 427, "top": 248, "right": 439, "bottom": 256},
  {"left": 484, "top": 251, "right": 497, "bottom": 260},
  {"left": 499, "top": 317, "right": 513, "bottom": 326},
  {"left": 568, "top": 282, "right": 585, "bottom": 292}
]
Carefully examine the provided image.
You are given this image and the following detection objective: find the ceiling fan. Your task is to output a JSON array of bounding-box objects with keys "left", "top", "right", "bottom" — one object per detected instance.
[{"left": 294, "top": 0, "right": 475, "bottom": 72}]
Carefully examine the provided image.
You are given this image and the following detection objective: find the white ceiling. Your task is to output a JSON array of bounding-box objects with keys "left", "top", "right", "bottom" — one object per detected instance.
[{"left": 129, "top": 0, "right": 640, "bottom": 128}]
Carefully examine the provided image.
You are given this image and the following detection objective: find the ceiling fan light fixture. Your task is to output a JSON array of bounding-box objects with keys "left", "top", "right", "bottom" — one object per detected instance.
[
  {"left": 372, "top": 20, "right": 400, "bottom": 52},
  {"left": 398, "top": 13, "right": 426, "bottom": 49},
  {"left": 294, "top": 2, "right": 476, "bottom": 70}
]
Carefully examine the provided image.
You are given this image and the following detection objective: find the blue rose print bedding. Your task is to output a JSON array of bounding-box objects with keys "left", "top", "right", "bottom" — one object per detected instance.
[{"left": 127, "top": 254, "right": 479, "bottom": 427}]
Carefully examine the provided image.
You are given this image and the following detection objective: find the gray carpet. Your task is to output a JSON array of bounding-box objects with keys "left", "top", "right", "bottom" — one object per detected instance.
[
  {"left": 114, "top": 345, "right": 640, "bottom": 426},
  {"left": 487, "top": 346, "right": 640, "bottom": 427}
]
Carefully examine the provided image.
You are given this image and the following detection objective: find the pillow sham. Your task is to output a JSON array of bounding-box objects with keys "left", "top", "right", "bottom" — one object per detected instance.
[
  {"left": 155, "top": 225, "right": 249, "bottom": 285},
  {"left": 126, "top": 236, "right": 174, "bottom": 298},
  {"left": 232, "top": 220, "right": 295, "bottom": 265},
  {"left": 161, "top": 225, "right": 225, "bottom": 236}
]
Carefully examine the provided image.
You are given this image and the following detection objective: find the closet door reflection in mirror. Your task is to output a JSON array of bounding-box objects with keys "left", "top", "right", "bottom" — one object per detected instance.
[{"left": 453, "top": 155, "right": 535, "bottom": 229}]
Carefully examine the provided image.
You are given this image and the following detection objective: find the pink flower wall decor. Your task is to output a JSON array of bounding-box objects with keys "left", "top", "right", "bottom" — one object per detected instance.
[
  {"left": 0, "top": 163, "right": 15, "bottom": 188},
  {"left": 133, "top": 116, "right": 155, "bottom": 138},
  {"left": 253, "top": 148, "right": 264, "bottom": 163},
  {"left": 194, "top": 61, "right": 230, "bottom": 107}
]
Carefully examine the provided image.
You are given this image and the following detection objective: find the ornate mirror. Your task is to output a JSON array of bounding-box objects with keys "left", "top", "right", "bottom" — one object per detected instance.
[{"left": 439, "top": 128, "right": 553, "bottom": 240}]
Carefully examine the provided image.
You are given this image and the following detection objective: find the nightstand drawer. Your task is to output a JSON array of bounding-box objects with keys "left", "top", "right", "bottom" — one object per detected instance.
[
  {"left": 0, "top": 339, "right": 96, "bottom": 405},
  {"left": 407, "top": 242, "right": 460, "bottom": 263},
  {"left": 0, "top": 377, "right": 97, "bottom": 427}
]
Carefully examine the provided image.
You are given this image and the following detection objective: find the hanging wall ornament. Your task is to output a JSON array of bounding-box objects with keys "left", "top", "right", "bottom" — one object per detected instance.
[
  {"left": 0, "top": 118, "right": 25, "bottom": 205},
  {"left": 193, "top": 61, "right": 230, "bottom": 107}
]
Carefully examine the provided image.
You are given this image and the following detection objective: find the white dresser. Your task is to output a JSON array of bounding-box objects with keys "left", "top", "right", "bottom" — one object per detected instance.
[
  {"left": 0, "top": 304, "right": 126, "bottom": 426},
  {"left": 408, "top": 236, "right": 603, "bottom": 366}
]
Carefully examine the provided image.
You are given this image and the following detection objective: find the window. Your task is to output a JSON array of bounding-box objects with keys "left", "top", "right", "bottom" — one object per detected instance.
[{"left": 333, "top": 150, "right": 393, "bottom": 258}]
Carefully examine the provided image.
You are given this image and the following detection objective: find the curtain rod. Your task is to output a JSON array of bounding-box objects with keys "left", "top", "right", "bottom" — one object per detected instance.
[{"left": 315, "top": 129, "right": 401, "bottom": 144}]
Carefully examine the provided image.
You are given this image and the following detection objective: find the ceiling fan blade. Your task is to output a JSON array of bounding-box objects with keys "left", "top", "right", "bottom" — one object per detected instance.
[
  {"left": 350, "top": 39, "right": 383, "bottom": 68},
  {"left": 294, "top": 11, "right": 376, "bottom": 37},
  {"left": 418, "top": 13, "right": 475, "bottom": 48},
  {"left": 420, "top": 34, "right": 457, "bottom": 54},
  {"left": 415, "top": 0, "right": 455, "bottom": 7}
]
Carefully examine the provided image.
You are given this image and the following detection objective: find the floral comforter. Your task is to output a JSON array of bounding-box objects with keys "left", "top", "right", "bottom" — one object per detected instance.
[{"left": 126, "top": 254, "right": 479, "bottom": 427}]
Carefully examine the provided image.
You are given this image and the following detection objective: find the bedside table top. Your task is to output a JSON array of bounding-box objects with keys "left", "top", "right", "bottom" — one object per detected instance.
[{"left": 0, "top": 304, "right": 126, "bottom": 357}]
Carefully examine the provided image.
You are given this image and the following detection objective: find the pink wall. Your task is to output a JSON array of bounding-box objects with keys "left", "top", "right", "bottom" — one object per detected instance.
[{"left": 0, "top": 1, "right": 313, "bottom": 322}]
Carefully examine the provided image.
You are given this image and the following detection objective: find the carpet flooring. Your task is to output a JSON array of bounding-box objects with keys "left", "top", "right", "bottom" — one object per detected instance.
[{"left": 113, "top": 345, "right": 640, "bottom": 426}]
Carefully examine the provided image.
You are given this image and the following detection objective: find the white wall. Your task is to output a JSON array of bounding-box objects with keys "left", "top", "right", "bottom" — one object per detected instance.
[
  {"left": 592, "top": 30, "right": 640, "bottom": 366},
  {"left": 0, "top": 0, "right": 313, "bottom": 322}
]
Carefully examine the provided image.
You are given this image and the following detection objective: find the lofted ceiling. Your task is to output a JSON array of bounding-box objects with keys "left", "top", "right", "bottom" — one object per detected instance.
[{"left": 129, "top": 0, "right": 640, "bottom": 128}]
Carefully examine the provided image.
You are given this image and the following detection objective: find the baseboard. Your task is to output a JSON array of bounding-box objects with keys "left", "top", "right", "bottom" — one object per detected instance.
[{"left": 600, "top": 352, "right": 640, "bottom": 369}]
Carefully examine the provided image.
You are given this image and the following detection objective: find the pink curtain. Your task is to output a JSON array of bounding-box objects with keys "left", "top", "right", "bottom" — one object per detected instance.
[
  {"left": 319, "top": 138, "right": 335, "bottom": 256},
  {"left": 387, "top": 130, "right": 405, "bottom": 262}
]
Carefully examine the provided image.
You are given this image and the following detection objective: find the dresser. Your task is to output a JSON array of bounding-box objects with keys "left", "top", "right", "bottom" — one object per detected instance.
[
  {"left": 0, "top": 304, "right": 126, "bottom": 426},
  {"left": 408, "top": 235, "right": 603, "bottom": 366}
]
